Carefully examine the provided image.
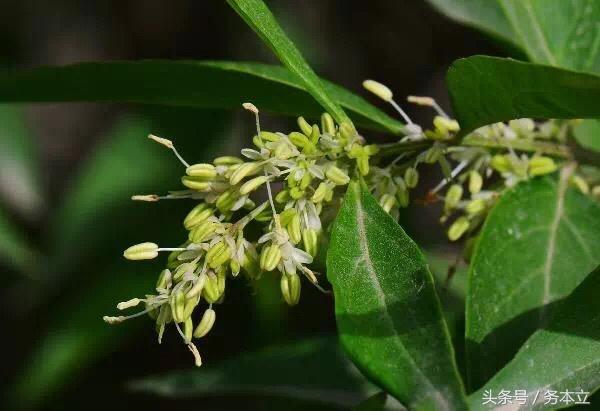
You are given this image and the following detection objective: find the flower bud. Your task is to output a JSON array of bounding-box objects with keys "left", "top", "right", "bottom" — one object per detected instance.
[
  {"left": 300, "top": 172, "right": 313, "bottom": 190},
  {"left": 259, "top": 131, "right": 281, "bottom": 142},
  {"left": 214, "top": 156, "right": 243, "bottom": 166},
  {"left": 186, "top": 273, "right": 207, "bottom": 298},
  {"left": 445, "top": 184, "right": 463, "bottom": 211},
  {"left": 379, "top": 194, "right": 396, "bottom": 213},
  {"left": 305, "top": 125, "right": 318, "bottom": 145},
  {"left": 571, "top": 175, "right": 589, "bottom": 194},
  {"left": 289, "top": 131, "right": 310, "bottom": 148},
  {"left": 186, "top": 163, "right": 217, "bottom": 179},
  {"left": 230, "top": 259, "right": 241, "bottom": 276},
  {"left": 230, "top": 162, "right": 261, "bottom": 185},
  {"left": 156, "top": 304, "right": 172, "bottom": 325},
  {"left": 124, "top": 242, "right": 158, "bottom": 260},
  {"left": 288, "top": 214, "right": 302, "bottom": 244},
  {"left": 466, "top": 198, "right": 486, "bottom": 215},
  {"left": 117, "top": 298, "right": 141, "bottom": 310},
  {"left": 326, "top": 166, "right": 350, "bottom": 185},
  {"left": 339, "top": 122, "right": 356, "bottom": 143},
  {"left": 297, "top": 116, "right": 313, "bottom": 136},
  {"left": 173, "top": 261, "right": 197, "bottom": 282},
  {"left": 273, "top": 141, "right": 294, "bottom": 160},
  {"left": 468, "top": 170, "right": 483, "bottom": 194},
  {"left": 279, "top": 208, "right": 297, "bottom": 226},
  {"left": 289, "top": 186, "right": 305, "bottom": 200},
  {"left": 281, "top": 272, "right": 301, "bottom": 306},
  {"left": 217, "top": 268, "right": 227, "bottom": 294},
  {"left": 183, "top": 297, "right": 199, "bottom": 321},
  {"left": 448, "top": 217, "right": 470, "bottom": 241},
  {"left": 189, "top": 220, "right": 218, "bottom": 243},
  {"left": 528, "top": 156, "right": 558, "bottom": 177},
  {"left": 182, "top": 176, "right": 211, "bottom": 191},
  {"left": 171, "top": 290, "right": 186, "bottom": 323},
  {"left": 156, "top": 269, "right": 172, "bottom": 291},
  {"left": 193, "top": 308, "right": 216, "bottom": 338},
  {"left": 311, "top": 182, "right": 329, "bottom": 203},
  {"left": 404, "top": 167, "right": 419, "bottom": 188},
  {"left": 363, "top": 79, "right": 393, "bottom": 102},
  {"left": 183, "top": 317, "right": 193, "bottom": 342},
  {"left": 424, "top": 145, "right": 443, "bottom": 164},
  {"left": 302, "top": 229, "right": 319, "bottom": 257},
  {"left": 183, "top": 204, "right": 213, "bottom": 229},
  {"left": 357, "top": 155, "right": 370, "bottom": 176},
  {"left": 321, "top": 113, "right": 336, "bottom": 135},
  {"left": 206, "top": 241, "right": 231, "bottom": 269},
  {"left": 433, "top": 116, "right": 460, "bottom": 134},
  {"left": 491, "top": 155, "right": 512, "bottom": 173},
  {"left": 240, "top": 246, "right": 260, "bottom": 280},
  {"left": 202, "top": 272, "right": 220, "bottom": 303},
  {"left": 240, "top": 175, "right": 268, "bottom": 195},
  {"left": 260, "top": 244, "right": 282, "bottom": 272}
]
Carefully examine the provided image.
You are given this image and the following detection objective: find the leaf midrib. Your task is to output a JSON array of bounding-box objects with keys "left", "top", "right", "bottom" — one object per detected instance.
[{"left": 352, "top": 185, "right": 451, "bottom": 411}]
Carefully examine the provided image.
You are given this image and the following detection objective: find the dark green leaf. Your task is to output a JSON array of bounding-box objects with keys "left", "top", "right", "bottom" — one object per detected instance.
[
  {"left": 470, "top": 266, "right": 600, "bottom": 410},
  {"left": 447, "top": 56, "right": 600, "bottom": 135},
  {"left": 0, "top": 60, "right": 401, "bottom": 133},
  {"left": 426, "top": 0, "right": 517, "bottom": 46},
  {"left": 326, "top": 182, "right": 468, "bottom": 410},
  {"left": 226, "top": 0, "right": 351, "bottom": 126},
  {"left": 0, "top": 206, "right": 36, "bottom": 274},
  {"left": 354, "top": 392, "right": 389, "bottom": 411},
  {"left": 9, "top": 262, "right": 156, "bottom": 409},
  {"left": 131, "top": 337, "right": 379, "bottom": 409},
  {"left": 466, "top": 172, "right": 600, "bottom": 389},
  {"left": 0, "top": 104, "right": 43, "bottom": 218}
]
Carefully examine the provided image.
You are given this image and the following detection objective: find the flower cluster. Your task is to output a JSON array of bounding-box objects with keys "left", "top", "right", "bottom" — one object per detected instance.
[
  {"left": 104, "top": 81, "right": 598, "bottom": 365},
  {"left": 104, "top": 103, "right": 376, "bottom": 365}
]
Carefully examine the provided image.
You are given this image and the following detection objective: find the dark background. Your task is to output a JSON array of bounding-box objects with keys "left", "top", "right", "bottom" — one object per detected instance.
[{"left": 0, "top": 1, "right": 502, "bottom": 410}]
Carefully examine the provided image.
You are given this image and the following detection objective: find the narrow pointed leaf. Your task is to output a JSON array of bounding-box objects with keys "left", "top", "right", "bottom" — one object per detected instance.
[
  {"left": 466, "top": 172, "right": 600, "bottom": 389},
  {"left": 470, "top": 266, "right": 600, "bottom": 410},
  {"left": 131, "top": 338, "right": 381, "bottom": 409},
  {"left": 0, "top": 61, "right": 400, "bottom": 133},
  {"left": 226, "top": 0, "right": 351, "bottom": 126},
  {"left": 326, "top": 182, "right": 468, "bottom": 410},
  {"left": 447, "top": 56, "right": 600, "bottom": 135}
]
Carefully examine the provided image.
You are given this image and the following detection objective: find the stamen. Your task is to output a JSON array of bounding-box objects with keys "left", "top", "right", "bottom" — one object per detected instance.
[
  {"left": 389, "top": 99, "right": 415, "bottom": 125},
  {"left": 407, "top": 95, "right": 449, "bottom": 118},
  {"left": 157, "top": 247, "right": 187, "bottom": 252},
  {"left": 103, "top": 303, "right": 164, "bottom": 324},
  {"left": 131, "top": 194, "right": 160, "bottom": 202},
  {"left": 148, "top": 134, "right": 190, "bottom": 168},
  {"left": 187, "top": 342, "right": 202, "bottom": 367},
  {"left": 431, "top": 160, "right": 469, "bottom": 194}
]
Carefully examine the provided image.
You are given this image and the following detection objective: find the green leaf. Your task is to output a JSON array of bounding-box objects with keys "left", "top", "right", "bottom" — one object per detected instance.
[
  {"left": 0, "top": 60, "right": 401, "bottom": 133},
  {"left": 9, "top": 262, "right": 156, "bottom": 409},
  {"left": 470, "top": 266, "right": 600, "bottom": 410},
  {"left": 226, "top": 0, "right": 351, "bottom": 126},
  {"left": 497, "top": 0, "right": 600, "bottom": 73},
  {"left": 0, "top": 104, "right": 43, "bottom": 218},
  {"left": 354, "top": 392, "right": 389, "bottom": 411},
  {"left": 426, "top": 0, "right": 518, "bottom": 46},
  {"left": 429, "top": 1, "right": 600, "bottom": 74},
  {"left": 0, "top": 206, "right": 36, "bottom": 274},
  {"left": 574, "top": 119, "right": 600, "bottom": 152},
  {"left": 447, "top": 56, "right": 600, "bottom": 135},
  {"left": 326, "top": 182, "right": 468, "bottom": 410},
  {"left": 466, "top": 172, "right": 600, "bottom": 389},
  {"left": 131, "top": 337, "right": 380, "bottom": 409}
]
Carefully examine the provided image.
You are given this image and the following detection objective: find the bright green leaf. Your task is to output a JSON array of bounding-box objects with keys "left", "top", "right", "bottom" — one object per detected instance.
[
  {"left": 0, "top": 104, "right": 43, "bottom": 218},
  {"left": 574, "top": 119, "right": 600, "bottom": 152},
  {"left": 326, "top": 182, "right": 468, "bottom": 410},
  {"left": 447, "top": 56, "right": 600, "bottom": 135},
  {"left": 498, "top": 0, "right": 600, "bottom": 73},
  {"left": 470, "top": 266, "right": 600, "bottom": 410},
  {"left": 466, "top": 172, "right": 600, "bottom": 390},
  {"left": 131, "top": 337, "right": 381, "bottom": 409},
  {"left": 226, "top": 0, "right": 352, "bottom": 126},
  {"left": 0, "top": 61, "right": 401, "bottom": 133}
]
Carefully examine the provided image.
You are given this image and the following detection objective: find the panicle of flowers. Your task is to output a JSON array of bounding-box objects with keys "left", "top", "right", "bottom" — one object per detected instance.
[{"left": 103, "top": 102, "right": 372, "bottom": 365}]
